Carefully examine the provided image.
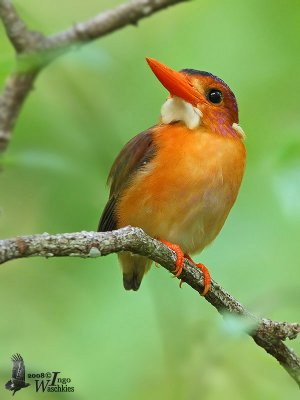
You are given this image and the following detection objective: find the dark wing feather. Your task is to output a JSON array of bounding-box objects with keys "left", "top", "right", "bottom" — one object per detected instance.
[
  {"left": 11, "top": 354, "right": 25, "bottom": 382},
  {"left": 98, "top": 127, "right": 156, "bottom": 232},
  {"left": 98, "top": 196, "right": 117, "bottom": 231}
]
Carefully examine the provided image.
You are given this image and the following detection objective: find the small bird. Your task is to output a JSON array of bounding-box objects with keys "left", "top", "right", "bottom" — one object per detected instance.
[
  {"left": 5, "top": 353, "right": 30, "bottom": 396},
  {"left": 99, "top": 58, "right": 246, "bottom": 295}
]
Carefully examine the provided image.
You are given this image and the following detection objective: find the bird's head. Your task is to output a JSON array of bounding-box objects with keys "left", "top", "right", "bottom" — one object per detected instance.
[{"left": 146, "top": 58, "right": 244, "bottom": 138}]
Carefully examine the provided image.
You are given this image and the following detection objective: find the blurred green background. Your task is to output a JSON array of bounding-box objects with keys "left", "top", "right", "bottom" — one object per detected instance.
[{"left": 0, "top": 0, "right": 300, "bottom": 398}]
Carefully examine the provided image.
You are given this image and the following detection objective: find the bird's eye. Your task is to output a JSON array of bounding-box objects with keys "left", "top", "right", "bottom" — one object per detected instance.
[{"left": 207, "top": 89, "right": 223, "bottom": 104}]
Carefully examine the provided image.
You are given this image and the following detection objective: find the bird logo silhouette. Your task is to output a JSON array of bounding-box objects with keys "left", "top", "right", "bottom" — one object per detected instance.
[{"left": 5, "top": 354, "right": 30, "bottom": 396}]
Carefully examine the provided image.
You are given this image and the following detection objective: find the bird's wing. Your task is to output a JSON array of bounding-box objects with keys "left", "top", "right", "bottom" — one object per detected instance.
[
  {"left": 11, "top": 354, "right": 25, "bottom": 382},
  {"left": 98, "top": 127, "right": 156, "bottom": 231}
]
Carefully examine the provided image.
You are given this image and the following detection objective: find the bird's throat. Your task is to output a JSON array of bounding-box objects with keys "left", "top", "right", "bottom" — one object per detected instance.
[{"left": 160, "top": 97, "right": 202, "bottom": 129}]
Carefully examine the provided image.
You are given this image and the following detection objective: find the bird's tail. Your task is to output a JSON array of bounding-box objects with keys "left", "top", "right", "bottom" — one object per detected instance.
[{"left": 119, "top": 252, "right": 152, "bottom": 291}]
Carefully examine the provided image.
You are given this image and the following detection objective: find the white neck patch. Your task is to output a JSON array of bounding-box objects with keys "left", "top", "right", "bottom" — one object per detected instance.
[
  {"left": 160, "top": 97, "right": 202, "bottom": 130},
  {"left": 232, "top": 123, "right": 246, "bottom": 139}
]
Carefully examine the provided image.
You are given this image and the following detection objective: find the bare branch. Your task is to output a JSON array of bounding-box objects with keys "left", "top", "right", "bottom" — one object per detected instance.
[
  {"left": 0, "top": 0, "right": 32, "bottom": 51},
  {"left": 0, "top": 0, "right": 189, "bottom": 153},
  {"left": 0, "top": 0, "right": 45, "bottom": 52},
  {"left": 46, "top": 0, "right": 188, "bottom": 54},
  {"left": 0, "top": 226, "right": 299, "bottom": 387},
  {"left": 0, "top": 71, "right": 38, "bottom": 152}
]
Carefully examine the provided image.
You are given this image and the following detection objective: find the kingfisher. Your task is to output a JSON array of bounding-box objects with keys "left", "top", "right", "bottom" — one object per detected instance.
[{"left": 99, "top": 58, "right": 246, "bottom": 295}]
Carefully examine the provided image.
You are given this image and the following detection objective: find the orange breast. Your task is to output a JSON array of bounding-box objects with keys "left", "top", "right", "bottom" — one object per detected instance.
[{"left": 117, "top": 124, "right": 246, "bottom": 254}]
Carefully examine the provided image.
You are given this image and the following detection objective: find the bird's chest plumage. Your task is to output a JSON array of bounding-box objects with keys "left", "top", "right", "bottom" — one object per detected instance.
[{"left": 118, "top": 124, "right": 245, "bottom": 253}]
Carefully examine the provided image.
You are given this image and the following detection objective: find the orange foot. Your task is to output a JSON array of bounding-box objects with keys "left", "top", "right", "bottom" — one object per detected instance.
[
  {"left": 159, "top": 240, "right": 185, "bottom": 277},
  {"left": 159, "top": 240, "right": 211, "bottom": 296},
  {"left": 185, "top": 254, "right": 211, "bottom": 296}
]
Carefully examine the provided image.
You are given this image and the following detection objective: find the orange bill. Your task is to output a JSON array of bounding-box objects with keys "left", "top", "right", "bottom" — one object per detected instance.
[{"left": 146, "top": 57, "right": 202, "bottom": 106}]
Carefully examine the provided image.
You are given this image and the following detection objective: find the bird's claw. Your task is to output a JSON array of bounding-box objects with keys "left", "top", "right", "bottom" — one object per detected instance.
[
  {"left": 159, "top": 240, "right": 184, "bottom": 276},
  {"left": 159, "top": 240, "right": 211, "bottom": 296},
  {"left": 185, "top": 254, "right": 211, "bottom": 296}
]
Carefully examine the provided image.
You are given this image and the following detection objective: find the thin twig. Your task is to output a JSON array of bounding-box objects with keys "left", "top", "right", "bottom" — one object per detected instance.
[
  {"left": 0, "top": 0, "right": 45, "bottom": 52},
  {"left": 46, "top": 0, "right": 187, "bottom": 54},
  {"left": 0, "top": 226, "right": 299, "bottom": 387},
  {"left": 0, "top": 0, "right": 188, "bottom": 153},
  {"left": 0, "top": 71, "right": 38, "bottom": 152}
]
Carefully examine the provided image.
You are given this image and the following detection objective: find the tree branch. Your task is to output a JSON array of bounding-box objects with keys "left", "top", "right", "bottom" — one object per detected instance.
[
  {"left": 0, "top": 71, "right": 38, "bottom": 150},
  {"left": 0, "top": 226, "right": 299, "bottom": 387},
  {"left": 0, "top": 0, "right": 188, "bottom": 153},
  {"left": 0, "top": 0, "right": 45, "bottom": 52},
  {"left": 46, "top": 0, "right": 188, "bottom": 54}
]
